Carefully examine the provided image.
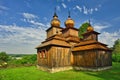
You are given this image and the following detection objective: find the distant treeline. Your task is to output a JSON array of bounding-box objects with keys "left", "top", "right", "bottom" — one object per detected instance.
[
  {"left": 0, "top": 52, "right": 37, "bottom": 68},
  {"left": 8, "top": 54, "right": 36, "bottom": 57}
]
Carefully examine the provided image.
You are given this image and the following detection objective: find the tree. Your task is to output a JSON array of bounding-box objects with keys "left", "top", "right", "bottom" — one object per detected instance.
[
  {"left": 0, "top": 52, "right": 9, "bottom": 62},
  {"left": 21, "top": 54, "right": 37, "bottom": 65},
  {"left": 0, "top": 52, "right": 9, "bottom": 68},
  {"left": 78, "top": 22, "right": 89, "bottom": 38},
  {"left": 112, "top": 39, "right": 120, "bottom": 62},
  {"left": 113, "top": 39, "right": 120, "bottom": 54}
]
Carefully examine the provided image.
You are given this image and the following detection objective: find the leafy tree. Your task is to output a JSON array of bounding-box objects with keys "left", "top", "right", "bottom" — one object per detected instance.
[
  {"left": 21, "top": 54, "right": 37, "bottom": 65},
  {"left": 112, "top": 39, "right": 120, "bottom": 62},
  {"left": 0, "top": 52, "right": 9, "bottom": 62},
  {"left": 8, "top": 54, "right": 37, "bottom": 67},
  {"left": 113, "top": 39, "right": 120, "bottom": 54},
  {"left": 78, "top": 22, "right": 89, "bottom": 38},
  {"left": 0, "top": 52, "right": 9, "bottom": 68}
]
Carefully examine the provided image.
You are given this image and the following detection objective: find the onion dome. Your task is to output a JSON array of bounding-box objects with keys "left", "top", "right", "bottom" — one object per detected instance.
[
  {"left": 51, "top": 12, "right": 60, "bottom": 27},
  {"left": 87, "top": 23, "right": 94, "bottom": 32},
  {"left": 64, "top": 11, "right": 74, "bottom": 28}
]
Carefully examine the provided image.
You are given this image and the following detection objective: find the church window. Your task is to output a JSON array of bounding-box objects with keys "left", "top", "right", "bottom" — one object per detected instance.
[
  {"left": 42, "top": 50, "right": 45, "bottom": 58},
  {"left": 42, "top": 50, "right": 47, "bottom": 58},
  {"left": 39, "top": 51, "right": 42, "bottom": 58}
]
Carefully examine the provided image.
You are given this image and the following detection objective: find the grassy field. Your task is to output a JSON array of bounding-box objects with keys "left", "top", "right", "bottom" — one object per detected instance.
[{"left": 0, "top": 62, "right": 120, "bottom": 80}]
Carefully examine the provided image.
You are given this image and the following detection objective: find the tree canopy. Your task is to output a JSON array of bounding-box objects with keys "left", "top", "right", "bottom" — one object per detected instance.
[
  {"left": 78, "top": 22, "right": 89, "bottom": 39},
  {"left": 0, "top": 52, "right": 9, "bottom": 62},
  {"left": 112, "top": 39, "right": 120, "bottom": 62},
  {"left": 113, "top": 39, "right": 120, "bottom": 54}
]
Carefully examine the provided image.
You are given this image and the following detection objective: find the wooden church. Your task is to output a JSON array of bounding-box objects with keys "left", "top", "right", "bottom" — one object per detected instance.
[{"left": 36, "top": 12, "right": 112, "bottom": 73}]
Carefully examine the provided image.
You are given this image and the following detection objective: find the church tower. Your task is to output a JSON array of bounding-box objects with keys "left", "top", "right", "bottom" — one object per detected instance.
[
  {"left": 82, "top": 22, "right": 100, "bottom": 41},
  {"left": 62, "top": 11, "right": 80, "bottom": 44},
  {"left": 46, "top": 12, "right": 63, "bottom": 38}
]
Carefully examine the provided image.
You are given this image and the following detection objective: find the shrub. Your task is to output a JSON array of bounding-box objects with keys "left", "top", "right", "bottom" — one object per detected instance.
[
  {"left": 0, "top": 61, "right": 8, "bottom": 68},
  {"left": 0, "top": 52, "right": 9, "bottom": 62},
  {"left": 7, "top": 54, "right": 37, "bottom": 68},
  {"left": 112, "top": 53, "right": 120, "bottom": 62}
]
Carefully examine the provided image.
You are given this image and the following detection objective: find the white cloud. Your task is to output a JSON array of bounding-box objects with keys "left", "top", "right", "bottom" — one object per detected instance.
[
  {"left": 76, "top": 5, "right": 82, "bottom": 12},
  {"left": 61, "top": 3, "right": 67, "bottom": 8},
  {"left": 93, "top": 23, "right": 120, "bottom": 47},
  {"left": 82, "top": 6, "right": 99, "bottom": 15},
  {"left": 93, "top": 24, "right": 109, "bottom": 32},
  {"left": 0, "top": 5, "right": 9, "bottom": 10},
  {"left": 74, "top": 5, "right": 100, "bottom": 15},
  {"left": 43, "top": 17, "right": 48, "bottom": 21},
  {"left": 1, "top": 12, "right": 49, "bottom": 54},
  {"left": 28, "top": 20, "right": 45, "bottom": 26},
  {"left": 83, "top": 6, "right": 94, "bottom": 15},
  {"left": 89, "top": 8, "right": 94, "bottom": 14},
  {"left": 95, "top": 8, "right": 98, "bottom": 11},
  {"left": 0, "top": 24, "right": 47, "bottom": 54},
  {"left": 21, "top": 12, "right": 49, "bottom": 29},
  {"left": 56, "top": 6, "right": 61, "bottom": 11},
  {"left": 83, "top": 6, "right": 88, "bottom": 15},
  {"left": 99, "top": 30, "right": 120, "bottom": 47},
  {"left": 22, "top": 13, "right": 38, "bottom": 19}
]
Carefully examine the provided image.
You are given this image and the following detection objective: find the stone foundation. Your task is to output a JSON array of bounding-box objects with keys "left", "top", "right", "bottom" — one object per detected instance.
[
  {"left": 37, "top": 65, "right": 73, "bottom": 73},
  {"left": 37, "top": 65, "right": 112, "bottom": 73},
  {"left": 73, "top": 66, "right": 112, "bottom": 71}
]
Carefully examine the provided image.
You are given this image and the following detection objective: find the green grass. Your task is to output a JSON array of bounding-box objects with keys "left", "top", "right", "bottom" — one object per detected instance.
[{"left": 0, "top": 62, "right": 120, "bottom": 80}]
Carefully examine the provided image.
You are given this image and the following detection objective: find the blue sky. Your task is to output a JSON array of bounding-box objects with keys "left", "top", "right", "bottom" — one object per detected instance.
[{"left": 0, "top": 0, "right": 120, "bottom": 54}]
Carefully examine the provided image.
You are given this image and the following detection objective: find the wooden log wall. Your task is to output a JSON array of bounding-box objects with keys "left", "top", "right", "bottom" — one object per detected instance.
[
  {"left": 84, "top": 34, "right": 97, "bottom": 41},
  {"left": 37, "top": 46, "right": 72, "bottom": 68},
  {"left": 96, "top": 50, "right": 112, "bottom": 67},
  {"left": 47, "top": 27, "right": 62, "bottom": 38},
  {"left": 37, "top": 47, "right": 51, "bottom": 67},
  {"left": 51, "top": 46, "right": 71, "bottom": 67},
  {"left": 63, "top": 29, "right": 78, "bottom": 38},
  {"left": 73, "top": 50, "right": 112, "bottom": 68},
  {"left": 73, "top": 50, "right": 97, "bottom": 67},
  {"left": 69, "top": 29, "right": 78, "bottom": 37}
]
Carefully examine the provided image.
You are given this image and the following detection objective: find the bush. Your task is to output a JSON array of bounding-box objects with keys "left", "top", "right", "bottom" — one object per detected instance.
[
  {"left": 0, "top": 52, "right": 9, "bottom": 68},
  {"left": 0, "top": 52, "right": 9, "bottom": 62},
  {"left": 22, "top": 54, "right": 37, "bottom": 64},
  {"left": 112, "top": 53, "right": 120, "bottom": 62},
  {"left": 8, "top": 54, "right": 37, "bottom": 68}
]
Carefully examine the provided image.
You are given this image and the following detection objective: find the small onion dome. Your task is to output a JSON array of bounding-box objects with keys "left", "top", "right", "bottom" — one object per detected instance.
[
  {"left": 51, "top": 13, "right": 60, "bottom": 27},
  {"left": 87, "top": 25, "right": 94, "bottom": 32},
  {"left": 65, "top": 17, "right": 74, "bottom": 28}
]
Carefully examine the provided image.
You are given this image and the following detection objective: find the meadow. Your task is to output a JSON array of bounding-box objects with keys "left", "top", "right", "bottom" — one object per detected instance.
[{"left": 0, "top": 62, "right": 120, "bottom": 80}]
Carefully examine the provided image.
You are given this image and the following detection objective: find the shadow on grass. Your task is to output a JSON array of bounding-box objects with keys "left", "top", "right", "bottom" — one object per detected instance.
[{"left": 82, "top": 63, "right": 120, "bottom": 80}]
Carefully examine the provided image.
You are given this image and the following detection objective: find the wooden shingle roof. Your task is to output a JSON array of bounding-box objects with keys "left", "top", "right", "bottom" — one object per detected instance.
[
  {"left": 74, "top": 40, "right": 107, "bottom": 47},
  {"left": 35, "top": 34, "right": 71, "bottom": 49},
  {"left": 46, "top": 26, "right": 63, "bottom": 32},
  {"left": 82, "top": 31, "right": 100, "bottom": 36},
  {"left": 62, "top": 27, "right": 79, "bottom": 32},
  {"left": 73, "top": 44, "right": 109, "bottom": 51},
  {"left": 43, "top": 34, "right": 65, "bottom": 43}
]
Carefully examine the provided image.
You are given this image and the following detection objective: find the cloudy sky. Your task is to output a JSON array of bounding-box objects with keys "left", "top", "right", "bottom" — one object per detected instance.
[{"left": 0, "top": 0, "right": 120, "bottom": 54}]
